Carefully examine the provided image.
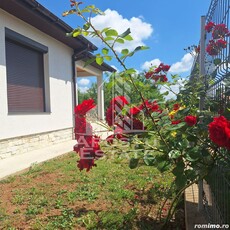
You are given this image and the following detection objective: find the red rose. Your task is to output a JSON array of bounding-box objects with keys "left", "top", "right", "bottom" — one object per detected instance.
[
  {"left": 132, "top": 118, "right": 145, "bottom": 131},
  {"left": 110, "top": 96, "right": 129, "bottom": 109},
  {"left": 154, "top": 67, "right": 162, "bottom": 74},
  {"left": 77, "top": 158, "right": 96, "bottom": 172},
  {"left": 141, "top": 100, "right": 160, "bottom": 112},
  {"left": 206, "top": 40, "right": 219, "bottom": 56},
  {"left": 173, "top": 103, "right": 180, "bottom": 111},
  {"left": 145, "top": 71, "right": 154, "bottom": 79},
  {"left": 205, "top": 21, "right": 215, "bottom": 33},
  {"left": 216, "top": 39, "right": 227, "bottom": 48},
  {"left": 152, "top": 75, "right": 160, "bottom": 81},
  {"left": 172, "top": 120, "right": 181, "bottom": 125},
  {"left": 161, "top": 64, "right": 170, "bottom": 72},
  {"left": 106, "top": 106, "right": 115, "bottom": 126},
  {"left": 208, "top": 116, "right": 230, "bottom": 148},
  {"left": 212, "top": 23, "right": 229, "bottom": 39},
  {"left": 129, "top": 106, "right": 142, "bottom": 116},
  {"left": 74, "top": 98, "right": 96, "bottom": 116},
  {"left": 184, "top": 115, "right": 197, "bottom": 126},
  {"left": 160, "top": 75, "right": 168, "bottom": 82}
]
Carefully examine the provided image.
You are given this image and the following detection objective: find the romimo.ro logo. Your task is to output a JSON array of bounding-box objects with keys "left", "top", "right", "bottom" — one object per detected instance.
[{"left": 194, "top": 223, "right": 229, "bottom": 229}]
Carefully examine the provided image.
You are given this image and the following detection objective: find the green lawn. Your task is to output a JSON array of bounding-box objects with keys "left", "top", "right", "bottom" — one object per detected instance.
[{"left": 0, "top": 152, "right": 182, "bottom": 230}]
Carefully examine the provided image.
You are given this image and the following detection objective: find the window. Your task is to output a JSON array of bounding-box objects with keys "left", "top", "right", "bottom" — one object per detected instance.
[{"left": 5, "top": 28, "right": 48, "bottom": 113}]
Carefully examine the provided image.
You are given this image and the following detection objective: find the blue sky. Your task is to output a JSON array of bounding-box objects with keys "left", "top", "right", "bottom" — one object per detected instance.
[{"left": 37, "top": 0, "right": 211, "bottom": 92}]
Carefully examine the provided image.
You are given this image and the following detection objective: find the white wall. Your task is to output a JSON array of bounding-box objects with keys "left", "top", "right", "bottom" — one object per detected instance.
[{"left": 0, "top": 9, "right": 74, "bottom": 140}]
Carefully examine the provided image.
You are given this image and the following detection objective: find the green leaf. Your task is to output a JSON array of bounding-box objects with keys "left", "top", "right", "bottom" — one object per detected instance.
[
  {"left": 157, "top": 160, "right": 171, "bottom": 172},
  {"left": 125, "top": 68, "right": 136, "bottom": 74},
  {"left": 123, "top": 35, "right": 133, "bottom": 41},
  {"left": 143, "top": 154, "right": 155, "bottom": 166},
  {"left": 105, "top": 29, "right": 118, "bottom": 37},
  {"left": 175, "top": 174, "right": 187, "bottom": 189},
  {"left": 104, "top": 37, "right": 114, "bottom": 41},
  {"left": 155, "top": 155, "right": 171, "bottom": 172},
  {"left": 83, "top": 23, "right": 90, "bottom": 31},
  {"left": 187, "top": 135, "right": 198, "bottom": 142},
  {"left": 168, "top": 150, "right": 181, "bottom": 159},
  {"left": 82, "top": 31, "right": 89, "bottom": 36},
  {"left": 162, "top": 91, "right": 169, "bottom": 96},
  {"left": 104, "top": 56, "right": 112, "bottom": 61},
  {"left": 80, "top": 8, "right": 91, "bottom": 13},
  {"left": 129, "top": 158, "right": 139, "bottom": 169},
  {"left": 72, "top": 29, "right": 81, "bottom": 37},
  {"left": 83, "top": 58, "right": 96, "bottom": 67},
  {"left": 102, "top": 48, "right": 109, "bottom": 55},
  {"left": 101, "top": 27, "right": 111, "bottom": 34},
  {"left": 134, "top": 46, "right": 149, "bottom": 52},
  {"left": 128, "top": 46, "right": 149, "bottom": 57},
  {"left": 116, "top": 38, "right": 125, "bottom": 44},
  {"left": 185, "top": 169, "right": 197, "bottom": 181},
  {"left": 121, "top": 49, "right": 129, "bottom": 55},
  {"left": 172, "top": 161, "right": 185, "bottom": 176},
  {"left": 88, "top": 5, "right": 96, "bottom": 9},
  {"left": 92, "top": 8, "right": 105, "bottom": 15},
  {"left": 166, "top": 122, "right": 186, "bottom": 131},
  {"left": 184, "top": 147, "right": 200, "bottom": 162},
  {"left": 96, "top": 56, "right": 104, "bottom": 65},
  {"left": 119, "top": 28, "right": 131, "bottom": 38},
  {"left": 214, "top": 58, "right": 221, "bottom": 66}
]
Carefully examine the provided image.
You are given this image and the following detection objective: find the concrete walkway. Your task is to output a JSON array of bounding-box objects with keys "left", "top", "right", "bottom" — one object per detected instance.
[
  {"left": 0, "top": 122, "right": 111, "bottom": 180},
  {"left": 0, "top": 140, "right": 76, "bottom": 180}
]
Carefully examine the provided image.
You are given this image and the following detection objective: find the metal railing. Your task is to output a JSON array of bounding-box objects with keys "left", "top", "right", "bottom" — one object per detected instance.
[
  {"left": 191, "top": 0, "right": 230, "bottom": 225},
  {"left": 205, "top": 0, "right": 230, "bottom": 116}
]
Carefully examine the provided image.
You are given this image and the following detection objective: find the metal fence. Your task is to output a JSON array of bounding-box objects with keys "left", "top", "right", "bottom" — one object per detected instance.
[
  {"left": 191, "top": 0, "right": 230, "bottom": 225},
  {"left": 205, "top": 0, "right": 230, "bottom": 116}
]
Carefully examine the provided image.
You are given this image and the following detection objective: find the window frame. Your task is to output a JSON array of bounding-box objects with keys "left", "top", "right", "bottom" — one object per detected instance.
[{"left": 5, "top": 28, "right": 50, "bottom": 114}]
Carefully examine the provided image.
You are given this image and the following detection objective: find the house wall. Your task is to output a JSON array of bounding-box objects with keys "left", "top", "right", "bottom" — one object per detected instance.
[{"left": 0, "top": 9, "right": 75, "bottom": 158}]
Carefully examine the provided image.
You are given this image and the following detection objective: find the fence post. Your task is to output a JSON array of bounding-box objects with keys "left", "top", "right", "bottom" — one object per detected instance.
[{"left": 198, "top": 15, "right": 206, "bottom": 212}]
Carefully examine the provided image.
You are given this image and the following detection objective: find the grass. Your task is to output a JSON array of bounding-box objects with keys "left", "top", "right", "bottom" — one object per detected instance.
[{"left": 0, "top": 152, "right": 179, "bottom": 229}]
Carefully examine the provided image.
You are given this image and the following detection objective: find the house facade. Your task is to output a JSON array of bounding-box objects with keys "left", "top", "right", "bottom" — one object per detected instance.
[{"left": 0, "top": 0, "right": 114, "bottom": 159}]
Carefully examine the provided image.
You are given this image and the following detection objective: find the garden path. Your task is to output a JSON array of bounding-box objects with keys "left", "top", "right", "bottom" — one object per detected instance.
[{"left": 0, "top": 122, "right": 109, "bottom": 180}]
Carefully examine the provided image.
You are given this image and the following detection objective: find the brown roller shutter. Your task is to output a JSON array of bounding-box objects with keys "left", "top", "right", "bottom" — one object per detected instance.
[{"left": 5, "top": 39, "right": 45, "bottom": 113}]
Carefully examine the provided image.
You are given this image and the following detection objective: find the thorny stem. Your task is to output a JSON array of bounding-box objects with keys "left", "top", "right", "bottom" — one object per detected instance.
[
  {"left": 135, "top": 138, "right": 165, "bottom": 153},
  {"left": 162, "top": 177, "right": 200, "bottom": 228},
  {"left": 77, "top": 8, "right": 170, "bottom": 151},
  {"left": 156, "top": 182, "right": 174, "bottom": 221}
]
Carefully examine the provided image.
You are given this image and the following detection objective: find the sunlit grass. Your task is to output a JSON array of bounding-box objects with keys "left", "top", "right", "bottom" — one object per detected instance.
[{"left": 0, "top": 152, "right": 174, "bottom": 229}]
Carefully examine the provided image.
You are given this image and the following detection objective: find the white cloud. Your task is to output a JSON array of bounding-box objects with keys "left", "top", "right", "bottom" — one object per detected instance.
[
  {"left": 160, "top": 79, "right": 186, "bottom": 100},
  {"left": 78, "top": 78, "right": 90, "bottom": 86},
  {"left": 169, "top": 53, "right": 194, "bottom": 74},
  {"left": 90, "top": 9, "right": 153, "bottom": 52},
  {"left": 78, "top": 86, "right": 89, "bottom": 93},
  {"left": 141, "top": 58, "right": 161, "bottom": 70}
]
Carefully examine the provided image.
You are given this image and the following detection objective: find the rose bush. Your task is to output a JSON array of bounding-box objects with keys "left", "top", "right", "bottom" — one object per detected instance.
[
  {"left": 64, "top": 1, "right": 230, "bottom": 225},
  {"left": 205, "top": 21, "right": 229, "bottom": 56}
]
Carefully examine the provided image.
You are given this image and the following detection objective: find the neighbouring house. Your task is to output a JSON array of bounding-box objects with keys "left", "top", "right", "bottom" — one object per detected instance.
[{"left": 0, "top": 0, "right": 115, "bottom": 159}]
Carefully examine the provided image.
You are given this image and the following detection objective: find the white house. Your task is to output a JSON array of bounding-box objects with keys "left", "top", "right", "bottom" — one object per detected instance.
[{"left": 0, "top": 0, "right": 115, "bottom": 159}]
